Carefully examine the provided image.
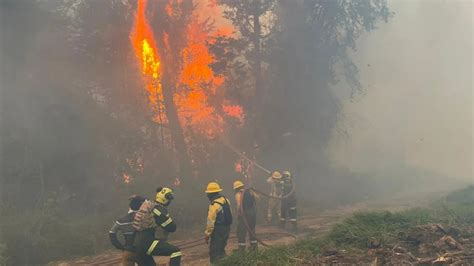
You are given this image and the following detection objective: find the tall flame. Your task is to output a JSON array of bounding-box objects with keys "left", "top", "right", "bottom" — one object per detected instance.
[
  {"left": 130, "top": 0, "right": 244, "bottom": 140},
  {"left": 131, "top": 0, "right": 166, "bottom": 122}
]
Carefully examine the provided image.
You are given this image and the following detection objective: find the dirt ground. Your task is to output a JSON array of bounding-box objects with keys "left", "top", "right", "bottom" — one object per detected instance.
[{"left": 51, "top": 190, "right": 453, "bottom": 266}]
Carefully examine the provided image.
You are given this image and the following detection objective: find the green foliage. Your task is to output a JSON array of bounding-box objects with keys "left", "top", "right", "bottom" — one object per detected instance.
[{"left": 220, "top": 186, "right": 474, "bottom": 265}]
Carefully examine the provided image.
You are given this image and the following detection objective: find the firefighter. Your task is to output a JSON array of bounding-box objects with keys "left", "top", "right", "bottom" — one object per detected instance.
[
  {"left": 134, "top": 187, "right": 182, "bottom": 266},
  {"left": 109, "top": 195, "right": 156, "bottom": 266},
  {"left": 233, "top": 180, "right": 258, "bottom": 252},
  {"left": 266, "top": 171, "right": 283, "bottom": 224},
  {"left": 280, "top": 171, "right": 297, "bottom": 231},
  {"left": 204, "top": 182, "right": 233, "bottom": 264}
]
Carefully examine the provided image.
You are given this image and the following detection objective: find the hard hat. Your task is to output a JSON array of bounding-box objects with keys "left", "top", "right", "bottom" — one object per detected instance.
[
  {"left": 271, "top": 171, "right": 282, "bottom": 179},
  {"left": 156, "top": 187, "right": 174, "bottom": 205},
  {"left": 205, "top": 182, "right": 223, "bottom": 193},
  {"left": 233, "top": 180, "right": 244, "bottom": 190},
  {"left": 282, "top": 171, "right": 291, "bottom": 178}
]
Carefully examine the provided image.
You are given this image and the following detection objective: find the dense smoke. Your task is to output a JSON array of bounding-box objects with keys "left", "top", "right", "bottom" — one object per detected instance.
[{"left": 330, "top": 0, "right": 473, "bottom": 184}]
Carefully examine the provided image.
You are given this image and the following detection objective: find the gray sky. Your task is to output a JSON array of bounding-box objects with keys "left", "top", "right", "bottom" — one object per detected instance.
[{"left": 329, "top": 0, "right": 473, "bottom": 182}]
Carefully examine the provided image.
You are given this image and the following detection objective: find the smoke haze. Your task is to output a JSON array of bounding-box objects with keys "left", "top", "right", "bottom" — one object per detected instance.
[{"left": 330, "top": 0, "right": 473, "bottom": 184}]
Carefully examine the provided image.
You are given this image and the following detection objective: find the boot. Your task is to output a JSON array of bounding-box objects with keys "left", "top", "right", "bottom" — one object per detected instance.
[
  {"left": 250, "top": 241, "right": 258, "bottom": 251},
  {"left": 279, "top": 219, "right": 286, "bottom": 229},
  {"left": 291, "top": 221, "right": 297, "bottom": 233}
]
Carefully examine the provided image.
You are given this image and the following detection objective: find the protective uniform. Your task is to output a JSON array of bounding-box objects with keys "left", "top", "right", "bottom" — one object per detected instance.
[
  {"left": 233, "top": 180, "right": 258, "bottom": 252},
  {"left": 280, "top": 171, "right": 297, "bottom": 231},
  {"left": 109, "top": 196, "right": 156, "bottom": 266},
  {"left": 134, "top": 188, "right": 182, "bottom": 266},
  {"left": 267, "top": 171, "right": 283, "bottom": 223},
  {"left": 205, "top": 182, "right": 232, "bottom": 264}
]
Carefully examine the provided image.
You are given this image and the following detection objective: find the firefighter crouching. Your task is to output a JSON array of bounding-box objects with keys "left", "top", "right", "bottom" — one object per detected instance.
[
  {"left": 134, "top": 187, "right": 182, "bottom": 266},
  {"left": 233, "top": 180, "right": 258, "bottom": 252},
  {"left": 267, "top": 171, "right": 283, "bottom": 224},
  {"left": 280, "top": 171, "right": 297, "bottom": 231},
  {"left": 109, "top": 195, "right": 156, "bottom": 265},
  {"left": 204, "top": 182, "right": 233, "bottom": 264}
]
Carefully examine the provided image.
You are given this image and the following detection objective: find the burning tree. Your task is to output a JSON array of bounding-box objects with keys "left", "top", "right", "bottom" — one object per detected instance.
[{"left": 130, "top": 0, "right": 244, "bottom": 183}]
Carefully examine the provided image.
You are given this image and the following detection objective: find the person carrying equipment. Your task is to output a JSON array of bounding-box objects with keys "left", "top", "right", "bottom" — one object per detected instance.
[
  {"left": 266, "top": 171, "right": 283, "bottom": 224},
  {"left": 280, "top": 171, "right": 297, "bottom": 231},
  {"left": 233, "top": 180, "right": 258, "bottom": 252},
  {"left": 134, "top": 187, "right": 182, "bottom": 266},
  {"left": 109, "top": 195, "right": 156, "bottom": 266},
  {"left": 204, "top": 182, "right": 233, "bottom": 264}
]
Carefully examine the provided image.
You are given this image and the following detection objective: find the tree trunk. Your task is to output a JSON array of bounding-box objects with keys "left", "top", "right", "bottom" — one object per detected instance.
[
  {"left": 252, "top": 0, "right": 263, "bottom": 142},
  {"left": 161, "top": 68, "right": 192, "bottom": 184}
]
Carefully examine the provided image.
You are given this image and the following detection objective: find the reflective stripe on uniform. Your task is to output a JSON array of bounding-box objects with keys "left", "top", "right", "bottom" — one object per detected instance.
[
  {"left": 115, "top": 221, "right": 133, "bottom": 225},
  {"left": 279, "top": 218, "right": 285, "bottom": 221},
  {"left": 289, "top": 219, "right": 297, "bottom": 222},
  {"left": 238, "top": 243, "right": 246, "bottom": 246},
  {"left": 146, "top": 240, "right": 159, "bottom": 255},
  {"left": 170, "top": 251, "right": 182, "bottom": 258},
  {"left": 153, "top": 209, "right": 162, "bottom": 216},
  {"left": 289, "top": 207, "right": 297, "bottom": 210},
  {"left": 161, "top": 218, "right": 173, "bottom": 227},
  {"left": 250, "top": 240, "right": 258, "bottom": 244}
]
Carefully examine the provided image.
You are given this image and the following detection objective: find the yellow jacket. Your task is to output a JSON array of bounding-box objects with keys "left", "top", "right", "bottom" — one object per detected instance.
[{"left": 205, "top": 196, "right": 230, "bottom": 236}]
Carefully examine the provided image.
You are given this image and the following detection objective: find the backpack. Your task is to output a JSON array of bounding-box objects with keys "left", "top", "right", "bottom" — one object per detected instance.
[
  {"left": 132, "top": 200, "right": 157, "bottom": 231},
  {"left": 213, "top": 198, "right": 233, "bottom": 225},
  {"left": 242, "top": 189, "right": 256, "bottom": 210}
]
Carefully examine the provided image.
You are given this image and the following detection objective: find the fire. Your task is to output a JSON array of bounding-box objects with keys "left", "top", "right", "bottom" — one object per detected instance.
[
  {"left": 130, "top": 0, "right": 166, "bottom": 122},
  {"left": 130, "top": 0, "right": 244, "bottom": 140},
  {"left": 123, "top": 173, "right": 131, "bottom": 184}
]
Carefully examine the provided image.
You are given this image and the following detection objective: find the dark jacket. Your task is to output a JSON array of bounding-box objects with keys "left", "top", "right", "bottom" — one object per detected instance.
[{"left": 109, "top": 210, "right": 138, "bottom": 251}]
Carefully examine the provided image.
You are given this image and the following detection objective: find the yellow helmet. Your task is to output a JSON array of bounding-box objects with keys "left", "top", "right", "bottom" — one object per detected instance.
[
  {"left": 282, "top": 171, "right": 291, "bottom": 178},
  {"left": 233, "top": 180, "right": 244, "bottom": 190},
  {"left": 205, "top": 182, "right": 223, "bottom": 193},
  {"left": 271, "top": 171, "right": 282, "bottom": 179},
  {"left": 156, "top": 187, "right": 174, "bottom": 205}
]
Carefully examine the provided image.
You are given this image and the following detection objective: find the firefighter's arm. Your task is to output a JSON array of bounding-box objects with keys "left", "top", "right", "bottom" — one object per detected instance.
[
  {"left": 251, "top": 190, "right": 260, "bottom": 200},
  {"left": 204, "top": 203, "right": 220, "bottom": 236},
  {"left": 235, "top": 192, "right": 242, "bottom": 211},
  {"left": 153, "top": 208, "right": 177, "bottom": 233},
  {"left": 108, "top": 222, "right": 124, "bottom": 250},
  {"left": 266, "top": 176, "right": 273, "bottom": 183}
]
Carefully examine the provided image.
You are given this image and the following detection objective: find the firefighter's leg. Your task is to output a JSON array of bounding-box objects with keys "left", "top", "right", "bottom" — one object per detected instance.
[
  {"left": 267, "top": 198, "right": 275, "bottom": 223},
  {"left": 289, "top": 205, "right": 297, "bottom": 232},
  {"left": 247, "top": 210, "right": 258, "bottom": 250},
  {"left": 236, "top": 215, "right": 247, "bottom": 252},
  {"left": 139, "top": 255, "right": 156, "bottom": 266},
  {"left": 209, "top": 225, "right": 231, "bottom": 264},
  {"left": 146, "top": 240, "right": 182, "bottom": 266},
  {"left": 280, "top": 200, "right": 288, "bottom": 229},
  {"left": 121, "top": 251, "right": 137, "bottom": 266}
]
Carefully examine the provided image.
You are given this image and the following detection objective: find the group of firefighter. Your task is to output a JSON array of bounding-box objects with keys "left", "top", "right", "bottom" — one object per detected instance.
[{"left": 109, "top": 170, "right": 296, "bottom": 265}]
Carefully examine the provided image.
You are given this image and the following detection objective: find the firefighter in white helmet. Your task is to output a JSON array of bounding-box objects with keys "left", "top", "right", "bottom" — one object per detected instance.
[{"left": 266, "top": 171, "right": 283, "bottom": 224}]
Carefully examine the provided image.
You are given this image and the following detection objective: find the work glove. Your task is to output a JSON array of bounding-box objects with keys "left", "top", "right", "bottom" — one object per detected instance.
[{"left": 205, "top": 235, "right": 210, "bottom": 244}]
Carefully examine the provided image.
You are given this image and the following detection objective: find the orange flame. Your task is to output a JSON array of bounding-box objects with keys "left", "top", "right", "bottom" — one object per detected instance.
[
  {"left": 123, "top": 173, "right": 131, "bottom": 184},
  {"left": 130, "top": 0, "right": 244, "bottom": 140},
  {"left": 131, "top": 0, "right": 166, "bottom": 122}
]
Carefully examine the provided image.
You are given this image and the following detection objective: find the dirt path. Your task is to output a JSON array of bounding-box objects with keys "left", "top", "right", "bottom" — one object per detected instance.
[
  {"left": 52, "top": 189, "right": 447, "bottom": 266},
  {"left": 50, "top": 202, "right": 374, "bottom": 266}
]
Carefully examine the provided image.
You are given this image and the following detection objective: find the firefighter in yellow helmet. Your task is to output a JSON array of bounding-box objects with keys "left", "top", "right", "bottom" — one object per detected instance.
[
  {"left": 204, "top": 182, "right": 233, "bottom": 264},
  {"left": 280, "top": 171, "right": 297, "bottom": 231},
  {"left": 233, "top": 180, "right": 258, "bottom": 252},
  {"left": 266, "top": 171, "right": 283, "bottom": 224},
  {"left": 134, "top": 187, "right": 182, "bottom": 266}
]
